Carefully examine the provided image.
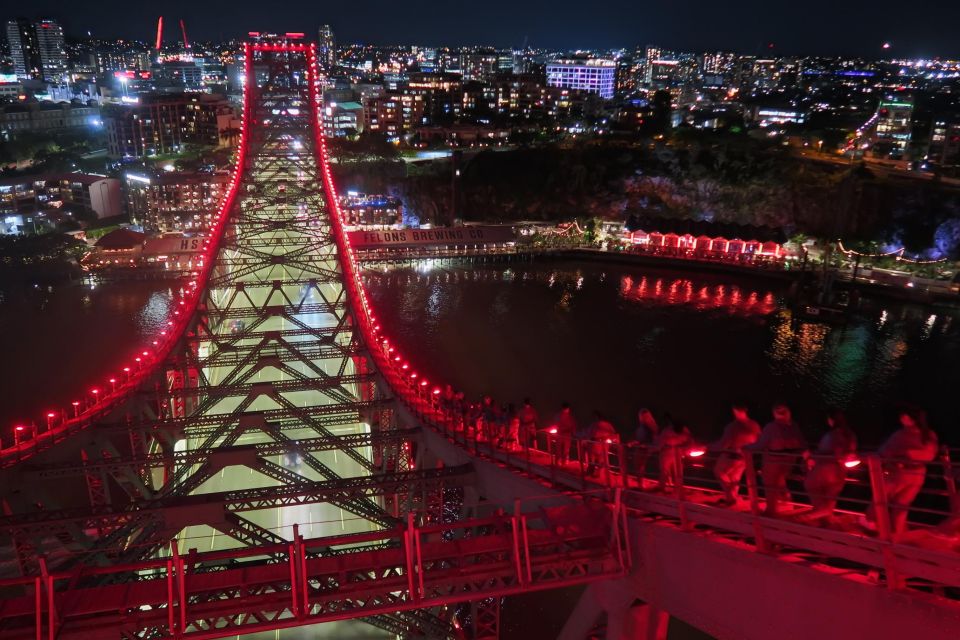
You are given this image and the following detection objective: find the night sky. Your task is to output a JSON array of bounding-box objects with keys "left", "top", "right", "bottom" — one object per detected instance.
[{"left": 0, "top": 0, "right": 958, "bottom": 57}]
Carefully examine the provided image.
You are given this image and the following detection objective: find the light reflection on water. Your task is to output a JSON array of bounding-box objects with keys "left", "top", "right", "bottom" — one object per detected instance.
[
  {"left": 620, "top": 274, "right": 778, "bottom": 316},
  {"left": 365, "top": 261, "right": 960, "bottom": 446},
  {"left": 140, "top": 291, "right": 175, "bottom": 334}
]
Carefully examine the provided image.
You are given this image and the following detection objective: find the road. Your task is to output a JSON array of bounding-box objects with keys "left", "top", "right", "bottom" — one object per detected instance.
[{"left": 794, "top": 148, "right": 960, "bottom": 187}]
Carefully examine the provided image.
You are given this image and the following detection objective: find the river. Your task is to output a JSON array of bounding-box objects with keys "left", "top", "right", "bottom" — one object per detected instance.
[
  {"left": 0, "top": 279, "right": 175, "bottom": 435},
  {"left": 362, "top": 259, "right": 960, "bottom": 448}
]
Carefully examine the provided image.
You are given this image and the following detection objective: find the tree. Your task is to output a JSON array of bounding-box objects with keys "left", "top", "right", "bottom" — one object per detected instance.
[
  {"left": 220, "top": 126, "right": 242, "bottom": 147},
  {"left": 650, "top": 90, "right": 673, "bottom": 136}
]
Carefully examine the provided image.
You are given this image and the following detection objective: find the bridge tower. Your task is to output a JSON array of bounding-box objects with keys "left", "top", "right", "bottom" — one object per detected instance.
[{"left": 0, "top": 36, "right": 470, "bottom": 639}]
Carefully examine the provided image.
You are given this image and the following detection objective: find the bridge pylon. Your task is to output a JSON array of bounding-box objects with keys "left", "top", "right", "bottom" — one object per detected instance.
[{"left": 0, "top": 36, "right": 461, "bottom": 639}]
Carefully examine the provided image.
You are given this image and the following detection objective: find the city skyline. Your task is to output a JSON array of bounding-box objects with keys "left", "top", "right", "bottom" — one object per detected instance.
[{"left": 1, "top": 0, "right": 960, "bottom": 58}]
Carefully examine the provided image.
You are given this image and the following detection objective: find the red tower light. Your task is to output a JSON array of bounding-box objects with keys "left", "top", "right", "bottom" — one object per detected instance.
[
  {"left": 155, "top": 16, "right": 163, "bottom": 51},
  {"left": 179, "top": 19, "right": 190, "bottom": 49}
]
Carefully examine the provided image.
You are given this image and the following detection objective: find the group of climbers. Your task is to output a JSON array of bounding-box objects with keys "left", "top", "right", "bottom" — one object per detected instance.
[{"left": 434, "top": 387, "right": 949, "bottom": 539}]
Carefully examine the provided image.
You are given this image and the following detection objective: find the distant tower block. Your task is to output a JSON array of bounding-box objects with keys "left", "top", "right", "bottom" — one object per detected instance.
[{"left": 318, "top": 24, "right": 336, "bottom": 69}]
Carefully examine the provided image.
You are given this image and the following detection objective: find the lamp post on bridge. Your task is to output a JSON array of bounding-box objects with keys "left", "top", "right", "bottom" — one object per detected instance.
[
  {"left": 13, "top": 424, "right": 34, "bottom": 448},
  {"left": 450, "top": 149, "right": 462, "bottom": 226}
]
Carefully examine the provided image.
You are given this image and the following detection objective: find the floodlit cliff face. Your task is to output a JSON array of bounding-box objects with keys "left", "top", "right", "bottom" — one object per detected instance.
[{"left": 335, "top": 140, "right": 960, "bottom": 258}]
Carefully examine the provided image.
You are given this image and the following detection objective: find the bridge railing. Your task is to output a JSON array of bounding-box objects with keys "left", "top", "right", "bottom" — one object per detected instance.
[
  {"left": 0, "top": 281, "right": 205, "bottom": 467},
  {"left": 366, "top": 346, "right": 960, "bottom": 591},
  {"left": 0, "top": 494, "right": 628, "bottom": 640}
]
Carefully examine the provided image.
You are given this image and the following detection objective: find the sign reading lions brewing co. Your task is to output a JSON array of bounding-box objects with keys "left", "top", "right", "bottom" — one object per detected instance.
[{"left": 348, "top": 226, "right": 516, "bottom": 249}]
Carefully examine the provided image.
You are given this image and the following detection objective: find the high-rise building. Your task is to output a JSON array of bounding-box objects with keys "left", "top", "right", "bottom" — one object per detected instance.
[
  {"left": 928, "top": 119, "right": 960, "bottom": 168},
  {"left": 317, "top": 24, "right": 336, "bottom": 69},
  {"left": 362, "top": 92, "right": 426, "bottom": 138},
  {"left": 701, "top": 52, "right": 724, "bottom": 75},
  {"left": 5, "top": 18, "right": 42, "bottom": 80},
  {"left": 751, "top": 59, "right": 778, "bottom": 91},
  {"left": 34, "top": 19, "right": 67, "bottom": 83},
  {"left": 647, "top": 59, "right": 679, "bottom": 90},
  {"left": 700, "top": 52, "right": 736, "bottom": 91},
  {"left": 546, "top": 59, "right": 616, "bottom": 99},
  {"left": 497, "top": 51, "right": 514, "bottom": 73},
  {"left": 95, "top": 45, "right": 152, "bottom": 74},
  {"left": 643, "top": 45, "right": 662, "bottom": 85},
  {"left": 615, "top": 53, "right": 643, "bottom": 95},
  {"left": 734, "top": 56, "right": 756, "bottom": 92},
  {"left": 5, "top": 18, "right": 67, "bottom": 83},
  {"left": 124, "top": 170, "right": 232, "bottom": 232},
  {"left": 102, "top": 93, "right": 234, "bottom": 158},
  {"left": 406, "top": 72, "right": 462, "bottom": 124},
  {"left": 872, "top": 96, "right": 913, "bottom": 159},
  {"left": 511, "top": 49, "right": 536, "bottom": 75},
  {"left": 459, "top": 49, "right": 499, "bottom": 82}
]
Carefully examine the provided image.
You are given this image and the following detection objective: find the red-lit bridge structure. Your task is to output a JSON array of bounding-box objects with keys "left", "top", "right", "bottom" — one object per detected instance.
[{"left": 1, "top": 36, "right": 959, "bottom": 640}]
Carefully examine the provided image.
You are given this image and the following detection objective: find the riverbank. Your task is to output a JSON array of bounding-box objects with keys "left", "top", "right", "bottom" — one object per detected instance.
[{"left": 544, "top": 247, "right": 798, "bottom": 282}]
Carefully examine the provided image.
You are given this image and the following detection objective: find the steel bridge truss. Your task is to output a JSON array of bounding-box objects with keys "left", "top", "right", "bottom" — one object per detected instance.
[{"left": 0, "top": 40, "right": 483, "bottom": 639}]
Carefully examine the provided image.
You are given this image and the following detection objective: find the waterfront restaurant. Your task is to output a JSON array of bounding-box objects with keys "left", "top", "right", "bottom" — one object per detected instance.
[
  {"left": 621, "top": 217, "right": 787, "bottom": 263},
  {"left": 85, "top": 227, "right": 146, "bottom": 268}
]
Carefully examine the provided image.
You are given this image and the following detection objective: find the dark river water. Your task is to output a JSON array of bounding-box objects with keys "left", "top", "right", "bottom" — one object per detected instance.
[
  {"left": 0, "top": 279, "right": 174, "bottom": 434},
  {"left": 2, "top": 258, "right": 959, "bottom": 638},
  {"left": 362, "top": 259, "right": 960, "bottom": 448}
]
